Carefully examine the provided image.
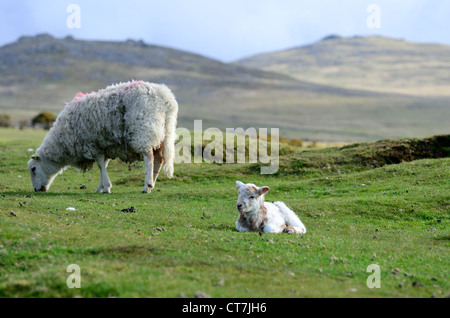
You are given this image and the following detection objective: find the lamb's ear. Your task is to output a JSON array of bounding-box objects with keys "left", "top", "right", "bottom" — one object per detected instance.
[
  {"left": 259, "top": 186, "right": 270, "bottom": 195},
  {"left": 31, "top": 155, "right": 41, "bottom": 161},
  {"left": 236, "top": 181, "right": 245, "bottom": 189}
]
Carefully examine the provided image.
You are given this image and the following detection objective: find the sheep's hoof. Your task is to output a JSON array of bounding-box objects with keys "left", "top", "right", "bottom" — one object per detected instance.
[{"left": 142, "top": 184, "right": 153, "bottom": 193}]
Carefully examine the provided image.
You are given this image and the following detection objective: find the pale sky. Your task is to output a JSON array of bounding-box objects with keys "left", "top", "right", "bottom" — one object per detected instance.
[{"left": 1, "top": 0, "right": 449, "bottom": 61}]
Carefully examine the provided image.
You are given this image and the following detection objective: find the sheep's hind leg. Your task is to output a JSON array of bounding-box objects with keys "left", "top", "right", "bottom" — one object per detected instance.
[
  {"left": 142, "top": 150, "right": 154, "bottom": 193},
  {"left": 96, "top": 156, "right": 112, "bottom": 193},
  {"left": 152, "top": 147, "right": 164, "bottom": 187}
]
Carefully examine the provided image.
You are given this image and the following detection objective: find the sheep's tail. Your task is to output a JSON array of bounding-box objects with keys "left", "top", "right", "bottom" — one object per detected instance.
[{"left": 162, "top": 97, "right": 178, "bottom": 178}]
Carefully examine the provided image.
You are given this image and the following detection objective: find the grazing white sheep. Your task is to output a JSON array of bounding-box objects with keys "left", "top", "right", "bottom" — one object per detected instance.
[
  {"left": 235, "top": 181, "right": 306, "bottom": 234},
  {"left": 28, "top": 81, "right": 178, "bottom": 193}
]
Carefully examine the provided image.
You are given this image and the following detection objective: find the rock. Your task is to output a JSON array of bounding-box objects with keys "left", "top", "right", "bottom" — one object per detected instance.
[
  {"left": 330, "top": 255, "right": 339, "bottom": 262},
  {"left": 427, "top": 227, "right": 437, "bottom": 232},
  {"left": 201, "top": 212, "right": 211, "bottom": 219},
  {"left": 194, "top": 291, "right": 211, "bottom": 298},
  {"left": 412, "top": 281, "right": 424, "bottom": 287},
  {"left": 10, "top": 211, "right": 17, "bottom": 217},
  {"left": 119, "top": 206, "right": 136, "bottom": 213}
]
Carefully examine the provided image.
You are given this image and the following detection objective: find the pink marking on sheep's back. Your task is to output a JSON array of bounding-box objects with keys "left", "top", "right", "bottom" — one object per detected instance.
[
  {"left": 125, "top": 80, "right": 146, "bottom": 89},
  {"left": 66, "top": 81, "right": 148, "bottom": 107},
  {"left": 74, "top": 92, "right": 88, "bottom": 99},
  {"left": 65, "top": 91, "right": 91, "bottom": 107},
  {"left": 69, "top": 91, "right": 96, "bottom": 104}
]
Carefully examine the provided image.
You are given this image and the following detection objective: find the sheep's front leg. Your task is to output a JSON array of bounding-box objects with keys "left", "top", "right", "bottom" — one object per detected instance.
[
  {"left": 96, "top": 156, "right": 112, "bottom": 193},
  {"left": 142, "top": 151, "right": 154, "bottom": 193}
]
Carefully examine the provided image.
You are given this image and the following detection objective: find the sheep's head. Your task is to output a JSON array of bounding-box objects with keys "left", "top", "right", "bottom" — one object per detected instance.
[
  {"left": 28, "top": 155, "right": 60, "bottom": 192},
  {"left": 235, "top": 181, "right": 269, "bottom": 214}
]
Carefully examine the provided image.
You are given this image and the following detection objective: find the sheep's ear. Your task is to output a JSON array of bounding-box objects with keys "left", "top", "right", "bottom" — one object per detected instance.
[
  {"left": 259, "top": 186, "right": 270, "bottom": 195},
  {"left": 236, "top": 181, "right": 245, "bottom": 189},
  {"left": 31, "top": 155, "right": 41, "bottom": 161}
]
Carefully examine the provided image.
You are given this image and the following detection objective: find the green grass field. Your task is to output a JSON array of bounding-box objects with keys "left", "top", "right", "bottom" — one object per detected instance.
[{"left": 0, "top": 128, "right": 448, "bottom": 298}]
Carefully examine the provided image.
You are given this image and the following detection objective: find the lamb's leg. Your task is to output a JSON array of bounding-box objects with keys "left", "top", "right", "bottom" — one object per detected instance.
[
  {"left": 263, "top": 223, "right": 284, "bottom": 234},
  {"left": 152, "top": 147, "right": 164, "bottom": 185},
  {"left": 283, "top": 208, "right": 306, "bottom": 234},
  {"left": 96, "top": 156, "right": 112, "bottom": 193},
  {"left": 273, "top": 201, "right": 306, "bottom": 234},
  {"left": 283, "top": 225, "right": 298, "bottom": 234},
  {"left": 235, "top": 214, "right": 251, "bottom": 232},
  {"left": 142, "top": 150, "right": 154, "bottom": 193},
  {"left": 285, "top": 212, "right": 306, "bottom": 234}
]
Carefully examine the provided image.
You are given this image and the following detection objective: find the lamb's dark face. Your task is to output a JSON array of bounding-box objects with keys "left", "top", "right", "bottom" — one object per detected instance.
[
  {"left": 235, "top": 181, "right": 269, "bottom": 213},
  {"left": 28, "top": 155, "right": 58, "bottom": 192}
]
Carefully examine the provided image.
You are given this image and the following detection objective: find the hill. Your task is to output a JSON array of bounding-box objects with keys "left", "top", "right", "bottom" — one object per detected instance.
[
  {"left": 0, "top": 34, "right": 449, "bottom": 141},
  {"left": 236, "top": 35, "right": 450, "bottom": 97}
]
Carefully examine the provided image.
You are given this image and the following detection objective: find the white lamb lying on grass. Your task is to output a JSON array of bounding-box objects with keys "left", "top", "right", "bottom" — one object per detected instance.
[{"left": 235, "top": 181, "right": 306, "bottom": 234}]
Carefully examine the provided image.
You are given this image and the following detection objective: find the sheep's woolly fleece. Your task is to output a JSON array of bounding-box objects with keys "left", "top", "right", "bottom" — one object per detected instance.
[{"left": 36, "top": 80, "right": 178, "bottom": 176}]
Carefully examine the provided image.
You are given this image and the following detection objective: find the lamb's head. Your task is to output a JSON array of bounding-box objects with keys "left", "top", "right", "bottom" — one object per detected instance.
[
  {"left": 28, "top": 155, "right": 61, "bottom": 192},
  {"left": 236, "top": 181, "right": 269, "bottom": 214}
]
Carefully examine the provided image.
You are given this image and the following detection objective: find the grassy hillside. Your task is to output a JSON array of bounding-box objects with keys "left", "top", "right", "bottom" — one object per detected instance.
[
  {"left": 236, "top": 35, "right": 450, "bottom": 97},
  {"left": 253, "top": 134, "right": 450, "bottom": 175},
  {"left": 0, "top": 128, "right": 448, "bottom": 297},
  {"left": 1, "top": 34, "right": 449, "bottom": 142}
]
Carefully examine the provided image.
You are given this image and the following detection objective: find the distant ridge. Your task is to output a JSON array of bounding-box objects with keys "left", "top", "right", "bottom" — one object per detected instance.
[
  {"left": 0, "top": 34, "right": 449, "bottom": 142},
  {"left": 321, "top": 34, "right": 342, "bottom": 41},
  {"left": 236, "top": 35, "right": 450, "bottom": 97},
  {"left": 0, "top": 33, "right": 290, "bottom": 85}
]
